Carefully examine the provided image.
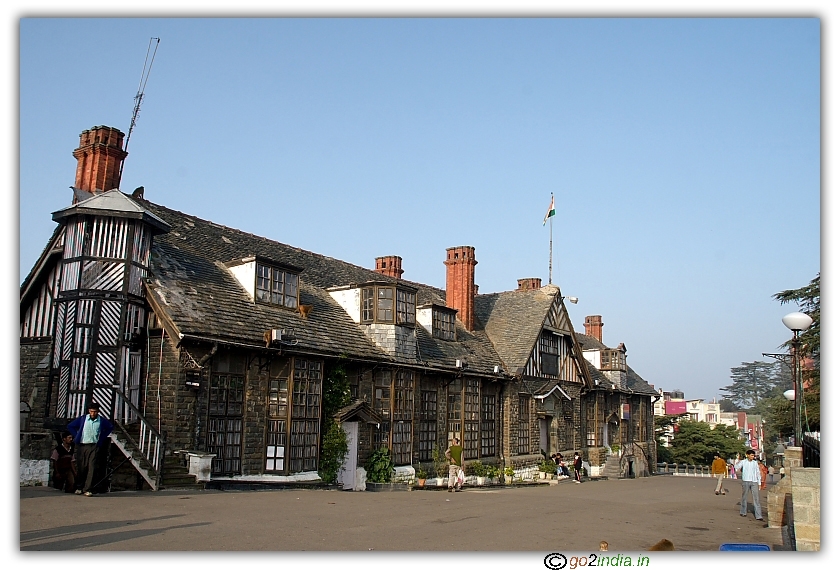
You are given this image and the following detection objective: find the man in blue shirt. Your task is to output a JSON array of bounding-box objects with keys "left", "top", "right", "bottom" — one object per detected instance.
[
  {"left": 735, "top": 449, "right": 763, "bottom": 521},
  {"left": 67, "top": 403, "right": 114, "bottom": 496}
]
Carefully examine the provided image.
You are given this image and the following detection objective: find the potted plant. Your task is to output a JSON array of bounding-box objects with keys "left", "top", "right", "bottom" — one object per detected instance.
[
  {"left": 504, "top": 465, "right": 515, "bottom": 485},
  {"left": 472, "top": 461, "right": 487, "bottom": 485},
  {"left": 416, "top": 466, "right": 428, "bottom": 488},
  {"left": 540, "top": 459, "right": 556, "bottom": 479},
  {"left": 486, "top": 464, "right": 500, "bottom": 484}
]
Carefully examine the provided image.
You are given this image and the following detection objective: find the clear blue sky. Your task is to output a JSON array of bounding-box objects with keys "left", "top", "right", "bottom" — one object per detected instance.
[{"left": 17, "top": 17, "right": 820, "bottom": 402}]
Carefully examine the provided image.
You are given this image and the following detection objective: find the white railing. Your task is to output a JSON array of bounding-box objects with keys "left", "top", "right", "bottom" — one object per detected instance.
[{"left": 111, "top": 389, "right": 165, "bottom": 488}]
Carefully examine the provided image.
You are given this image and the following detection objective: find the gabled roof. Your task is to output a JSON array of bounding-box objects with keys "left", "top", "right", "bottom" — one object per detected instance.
[
  {"left": 576, "top": 332, "right": 658, "bottom": 397},
  {"left": 334, "top": 399, "right": 384, "bottom": 424},
  {"left": 474, "top": 285, "right": 561, "bottom": 371}
]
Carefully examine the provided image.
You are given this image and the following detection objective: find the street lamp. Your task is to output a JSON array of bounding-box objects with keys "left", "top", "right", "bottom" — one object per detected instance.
[{"left": 782, "top": 312, "right": 813, "bottom": 447}]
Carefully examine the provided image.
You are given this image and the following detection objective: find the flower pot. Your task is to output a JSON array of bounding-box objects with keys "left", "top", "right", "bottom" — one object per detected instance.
[
  {"left": 417, "top": 479, "right": 426, "bottom": 488},
  {"left": 540, "top": 472, "right": 547, "bottom": 479},
  {"left": 476, "top": 476, "right": 485, "bottom": 486},
  {"left": 504, "top": 475, "right": 513, "bottom": 485},
  {"left": 435, "top": 477, "right": 445, "bottom": 487}
]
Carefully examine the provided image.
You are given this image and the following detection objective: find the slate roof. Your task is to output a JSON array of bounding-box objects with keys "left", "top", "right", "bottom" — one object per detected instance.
[
  {"left": 140, "top": 198, "right": 504, "bottom": 374},
  {"left": 474, "top": 286, "right": 560, "bottom": 372},
  {"left": 575, "top": 333, "right": 658, "bottom": 397},
  {"left": 52, "top": 189, "right": 170, "bottom": 232}
]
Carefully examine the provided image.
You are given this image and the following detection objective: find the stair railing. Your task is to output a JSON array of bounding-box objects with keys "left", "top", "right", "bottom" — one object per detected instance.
[{"left": 111, "top": 388, "right": 167, "bottom": 489}]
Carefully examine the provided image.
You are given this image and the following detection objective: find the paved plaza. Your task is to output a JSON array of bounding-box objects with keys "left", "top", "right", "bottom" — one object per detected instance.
[{"left": 20, "top": 475, "right": 786, "bottom": 551}]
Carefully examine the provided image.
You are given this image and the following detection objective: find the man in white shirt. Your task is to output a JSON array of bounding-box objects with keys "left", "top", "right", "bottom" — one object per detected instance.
[{"left": 735, "top": 449, "right": 763, "bottom": 521}]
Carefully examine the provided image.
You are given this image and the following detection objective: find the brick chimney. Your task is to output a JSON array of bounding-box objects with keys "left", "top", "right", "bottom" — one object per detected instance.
[
  {"left": 517, "top": 278, "right": 542, "bottom": 291},
  {"left": 72, "top": 126, "right": 128, "bottom": 198},
  {"left": 374, "top": 255, "right": 404, "bottom": 279},
  {"left": 444, "top": 246, "right": 477, "bottom": 331},
  {"left": 584, "top": 315, "right": 603, "bottom": 342}
]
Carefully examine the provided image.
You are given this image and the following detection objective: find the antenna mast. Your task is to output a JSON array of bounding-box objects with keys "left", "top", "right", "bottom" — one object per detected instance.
[{"left": 119, "top": 37, "right": 160, "bottom": 184}]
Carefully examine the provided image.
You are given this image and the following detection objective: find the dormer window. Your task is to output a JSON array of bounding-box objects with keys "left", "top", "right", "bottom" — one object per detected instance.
[
  {"left": 433, "top": 308, "right": 455, "bottom": 340},
  {"left": 416, "top": 303, "right": 457, "bottom": 341},
  {"left": 256, "top": 262, "right": 299, "bottom": 309},
  {"left": 601, "top": 349, "right": 626, "bottom": 371},
  {"left": 361, "top": 284, "right": 416, "bottom": 325}
]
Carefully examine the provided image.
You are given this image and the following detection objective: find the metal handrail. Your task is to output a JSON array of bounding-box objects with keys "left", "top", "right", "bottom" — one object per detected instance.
[
  {"left": 111, "top": 388, "right": 166, "bottom": 488},
  {"left": 802, "top": 434, "right": 820, "bottom": 468}
]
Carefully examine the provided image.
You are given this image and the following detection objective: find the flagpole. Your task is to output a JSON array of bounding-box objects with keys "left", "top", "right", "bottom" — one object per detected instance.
[{"left": 549, "top": 214, "right": 553, "bottom": 285}]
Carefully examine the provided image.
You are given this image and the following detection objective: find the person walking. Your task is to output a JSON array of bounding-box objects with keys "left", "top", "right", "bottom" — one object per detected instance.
[
  {"left": 66, "top": 403, "right": 114, "bottom": 496},
  {"left": 445, "top": 436, "right": 463, "bottom": 492},
  {"left": 758, "top": 460, "right": 769, "bottom": 490},
  {"left": 711, "top": 452, "right": 727, "bottom": 495},
  {"left": 573, "top": 451, "right": 583, "bottom": 483},
  {"left": 735, "top": 449, "right": 763, "bottom": 521}
]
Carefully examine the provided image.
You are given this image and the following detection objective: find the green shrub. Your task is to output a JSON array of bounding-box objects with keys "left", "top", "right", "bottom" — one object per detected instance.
[
  {"left": 318, "top": 420, "right": 348, "bottom": 484},
  {"left": 471, "top": 461, "right": 487, "bottom": 477},
  {"left": 416, "top": 466, "right": 428, "bottom": 480},
  {"left": 365, "top": 447, "right": 395, "bottom": 483}
]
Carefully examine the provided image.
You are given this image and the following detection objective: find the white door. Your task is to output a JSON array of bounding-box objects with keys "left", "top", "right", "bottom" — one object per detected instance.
[{"left": 338, "top": 421, "right": 359, "bottom": 490}]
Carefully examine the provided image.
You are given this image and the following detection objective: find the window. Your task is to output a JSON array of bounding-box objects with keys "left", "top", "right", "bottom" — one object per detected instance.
[
  {"left": 447, "top": 379, "right": 462, "bottom": 440},
  {"left": 601, "top": 349, "right": 626, "bottom": 371},
  {"left": 371, "top": 369, "right": 414, "bottom": 465},
  {"left": 518, "top": 395, "right": 530, "bottom": 455},
  {"left": 463, "top": 379, "right": 480, "bottom": 460},
  {"left": 540, "top": 332, "right": 559, "bottom": 376},
  {"left": 396, "top": 289, "right": 416, "bottom": 325},
  {"left": 256, "top": 262, "right": 299, "bottom": 309},
  {"left": 480, "top": 394, "right": 496, "bottom": 457},
  {"left": 586, "top": 400, "right": 597, "bottom": 447},
  {"left": 289, "top": 358, "right": 322, "bottom": 473},
  {"left": 418, "top": 390, "right": 437, "bottom": 461},
  {"left": 373, "top": 370, "right": 391, "bottom": 448},
  {"left": 433, "top": 308, "right": 456, "bottom": 340},
  {"left": 361, "top": 285, "right": 416, "bottom": 326}
]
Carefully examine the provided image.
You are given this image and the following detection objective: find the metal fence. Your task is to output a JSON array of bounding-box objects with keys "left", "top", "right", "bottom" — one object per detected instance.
[{"left": 656, "top": 463, "right": 713, "bottom": 476}]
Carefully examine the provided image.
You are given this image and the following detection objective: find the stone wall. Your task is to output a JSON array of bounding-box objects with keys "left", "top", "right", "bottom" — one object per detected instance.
[
  {"left": 791, "top": 467, "right": 820, "bottom": 551},
  {"left": 20, "top": 432, "right": 54, "bottom": 486},
  {"left": 20, "top": 339, "right": 52, "bottom": 432}
]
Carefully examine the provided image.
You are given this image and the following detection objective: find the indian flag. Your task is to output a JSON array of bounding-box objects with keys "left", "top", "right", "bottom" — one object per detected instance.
[{"left": 542, "top": 194, "right": 556, "bottom": 225}]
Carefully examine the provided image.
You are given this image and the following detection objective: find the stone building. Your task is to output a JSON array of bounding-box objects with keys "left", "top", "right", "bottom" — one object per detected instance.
[
  {"left": 20, "top": 124, "right": 658, "bottom": 489},
  {"left": 576, "top": 316, "right": 659, "bottom": 477}
]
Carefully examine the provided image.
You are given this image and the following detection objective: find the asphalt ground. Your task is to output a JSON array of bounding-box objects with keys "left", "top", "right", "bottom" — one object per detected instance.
[{"left": 19, "top": 475, "right": 785, "bottom": 552}]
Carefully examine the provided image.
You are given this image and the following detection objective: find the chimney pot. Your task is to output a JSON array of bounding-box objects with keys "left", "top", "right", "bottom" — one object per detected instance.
[
  {"left": 72, "top": 126, "right": 128, "bottom": 200},
  {"left": 584, "top": 315, "right": 604, "bottom": 343},
  {"left": 373, "top": 255, "right": 404, "bottom": 279},
  {"left": 517, "top": 278, "right": 542, "bottom": 291}
]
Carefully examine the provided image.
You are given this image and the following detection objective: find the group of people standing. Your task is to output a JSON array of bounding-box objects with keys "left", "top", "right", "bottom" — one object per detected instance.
[
  {"left": 49, "top": 403, "right": 114, "bottom": 496},
  {"left": 711, "top": 449, "right": 769, "bottom": 521}
]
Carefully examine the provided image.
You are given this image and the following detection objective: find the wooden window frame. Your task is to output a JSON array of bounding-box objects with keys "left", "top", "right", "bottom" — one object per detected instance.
[
  {"left": 432, "top": 308, "right": 456, "bottom": 341},
  {"left": 480, "top": 393, "right": 496, "bottom": 458},
  {"left": 517, "top": 395, "right": 530, "bottom": 455},
  {"left": 360, "top": 285, "right": 416, "bottom": 326},
  {"left": 540, "top": 331, "right": 559, "bottom": 376},
  {"left": 255, "top": 262, "right": 299, "bottom": 309}
]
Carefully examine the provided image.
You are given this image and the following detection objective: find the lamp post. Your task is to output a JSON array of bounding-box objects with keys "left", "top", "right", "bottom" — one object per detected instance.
[{"left": 782, "top": 312, "right": 813, "bottom": 447}]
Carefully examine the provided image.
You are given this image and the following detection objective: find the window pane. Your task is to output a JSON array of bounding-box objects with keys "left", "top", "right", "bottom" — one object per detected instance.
[{"left": 377, "top": 287, "right": 393, "bottom": 322}]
